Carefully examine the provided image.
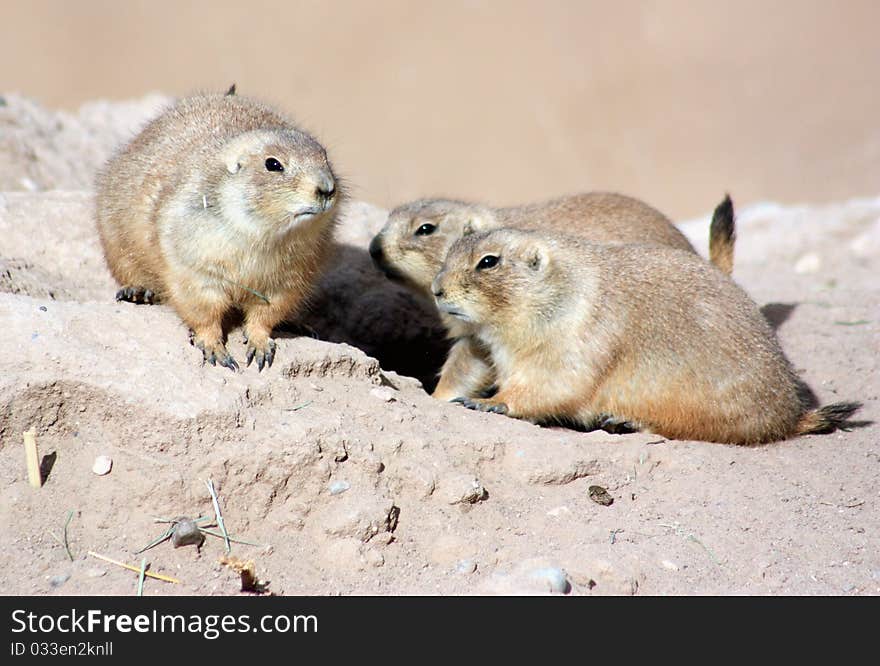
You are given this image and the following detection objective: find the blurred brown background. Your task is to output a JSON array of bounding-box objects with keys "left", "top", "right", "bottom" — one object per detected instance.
[{"left": 2, "top": 0, "right": 879, "bottom": 218}]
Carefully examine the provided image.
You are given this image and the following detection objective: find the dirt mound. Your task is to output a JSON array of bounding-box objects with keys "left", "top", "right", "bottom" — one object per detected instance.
[{"left": 0, "top": 93, "right": 168, "bottom": 192}]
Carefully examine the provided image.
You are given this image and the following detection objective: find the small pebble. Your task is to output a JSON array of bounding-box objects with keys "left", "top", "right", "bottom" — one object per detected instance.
[
  {"left": 850, "top": 226, "right": 880, "bottom": 258},
  {"left": 437, "top": 475, "right": 488, "bottom": 505},
  {"left": 171, "top": 518, "right": 205, "bottom": 548},
  {"left": 794, "top": 252, "right": 821, "bottom": 274},
  {"left": 547, "top": 506, "right": 571, "bottom": 517},
  {"left": 529, "top": 567, "right": 571, "bottom": 594},
  {"left": 38, "top": 305, "right": 47, "bottom": 312},
  {"left": 661, "top": 559, "right": 680, "bottom": 571},
  {"left": 329, "top": 480, "right": 351, "bottom": 495},
  {"left": 49, "top": 573, "right": 70, "bottom": 588},
  {"left": 19, "top": 177, "right": 38, "bottom": 191},
  {"left": 588, "top": 485, "right": 614, "bottom": 506},
  {"left": 91, "top": 455, "right": 112, "bottom": 476},
  {"left": 370, "top": 387, "right": 397, "bottom": 402},
  {"left": 455, "top": 559, "right": 477, "bottom": 574},
  {"left": 86, "top": 568, "right": 107, "bottom": 578}
]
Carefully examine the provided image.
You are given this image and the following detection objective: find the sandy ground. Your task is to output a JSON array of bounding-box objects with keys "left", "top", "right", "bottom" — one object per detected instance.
[{"left": 0, "top": 97, "right": 878, "bottom": 596}]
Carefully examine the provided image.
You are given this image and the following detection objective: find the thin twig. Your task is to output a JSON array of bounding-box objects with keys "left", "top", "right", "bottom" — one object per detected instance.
[
  {"left": 819, "top": 500, "right": 865, "bottom": 508},
  {"left": 659, "top": 523, "right": 722, "bottom": 568},
  {"left": 205, "top": 479, "right": 231, "bottom": 554},
  {"left": 152, "top": 515, "right": 211, "bottom": 524},
  {"left": 50, "top": 510, "right": 75, "bottom": 561},
  {"left": 199, "top": 528, "right": 266, "bottom": 548},
  {"left": 686, "top": 534, "right": 722, "bottom": 567},
  {"left": 88, "top": 551, "right": 179, "bottom": 584},
  {"left": 137, "top": 558, "right": 147, "bottom": 597},
  {"left": 135, "top": 527, "right": 174, "bottom": 554},
  {"left": 283, "top": 401, "right": 313, "bottom": 412}
]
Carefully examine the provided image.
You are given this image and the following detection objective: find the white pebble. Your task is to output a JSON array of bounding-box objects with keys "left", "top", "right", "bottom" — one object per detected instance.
[
  {"left": 794, "top": 253, "right": 821, "bottom": 274},
  {"left": 849, "top": 221, "right": 880, "bottom": 258},
  {"left": 370, "top": 387, "right": 397, "bottom": 402},
  {"left": 329, "top": 480, "right": 351, "bottom": 495},
  {"left": 92, "top": 455, "right": 112, "bottom": 476},
  {"left": 19, "top": 177, "right": 38, "bottom": 191},
  {"left": 661, "top": 559, "right": 680, "bottom": 571},
  {"left": 455, "top": 559, "right": 477, "bottom": 574},
  {"left": 529, "top": 567, "right": 571, "bottom": 594}
]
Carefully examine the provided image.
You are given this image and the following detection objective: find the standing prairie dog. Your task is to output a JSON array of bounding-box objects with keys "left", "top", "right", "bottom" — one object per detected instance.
[
  {"left": 96, "top": 91, "right": 341, "bottom": 370},
  {"left": 369, "top": 192, "right": 736, "bottom": 400},
  {"left": 431, "top": 228, "right": 859, "bottom": 444}
]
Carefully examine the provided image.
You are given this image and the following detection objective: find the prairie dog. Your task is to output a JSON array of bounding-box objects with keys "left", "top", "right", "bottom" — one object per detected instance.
[
  {"left": 96, "top": 91, "right": 340, "bottom": 370},
  {"left": 431, "top": 228, "right": 859, "bottom": 444},
  {"left": 370, "top": 192, "right": 704, "bottom": 299},
  {"left": 369, "top": 192, "right": 736, "bottom": 400}
]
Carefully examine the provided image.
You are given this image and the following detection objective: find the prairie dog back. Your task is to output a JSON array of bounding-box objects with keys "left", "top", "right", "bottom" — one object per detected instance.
[{"left": 369, "top": 192, "right": 695, "bottom": 299}]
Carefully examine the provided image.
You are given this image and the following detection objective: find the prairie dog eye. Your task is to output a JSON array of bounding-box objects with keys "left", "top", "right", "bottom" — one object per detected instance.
[
  {"left": 265, "top": 157, "right": 284, "bottom": 172},
  {"left": 476, "top": 255, "right": 500, "bottom": 270},
  {"left": 414, "top": 223, "right": 436, "bottom": 236}
]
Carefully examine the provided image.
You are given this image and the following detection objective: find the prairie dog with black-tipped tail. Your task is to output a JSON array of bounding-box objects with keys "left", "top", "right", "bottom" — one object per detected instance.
[
  {"left": 431, "top": 228, "right": 858, "bottom": 444},
  {"left": 369, "top": 192, "right": 736, "bottom": 400},
  {"left": 95, "top": 91, "right": 341, "bottom": 371}
]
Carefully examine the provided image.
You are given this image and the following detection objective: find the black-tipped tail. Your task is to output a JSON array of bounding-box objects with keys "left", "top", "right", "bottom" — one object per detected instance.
[
  {"left": 709, "top": 193, "right": 736, "bottom": 275},
  {"left": 796, "top": 401, "right": 862, "bottom": 435},
  {"left": 225, "top": 83, "right": 237, "bottom": 96}
]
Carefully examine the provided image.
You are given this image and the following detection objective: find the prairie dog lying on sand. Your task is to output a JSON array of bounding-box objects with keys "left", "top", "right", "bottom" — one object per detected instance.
[{"left": 432, "top": 227, "right": 858, "bottom": 444}]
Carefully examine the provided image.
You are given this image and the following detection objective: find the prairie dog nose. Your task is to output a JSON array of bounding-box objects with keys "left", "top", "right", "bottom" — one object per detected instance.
[
  {"left": 368, "top": 235, "right": 385, "bottom": 264},
  {"left": 431, "top": 275, "right": 445, "bottom": 299},
  {"left": 316, "top": 171, "right": 336, "bottom": 199}
]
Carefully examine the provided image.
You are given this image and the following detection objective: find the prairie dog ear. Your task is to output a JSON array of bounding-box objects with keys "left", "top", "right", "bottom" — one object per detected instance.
[
  {"left": 225, "top": 158, "right": 241, "bottom": 174},
  {"left": 462, "top": 214, "right": 488, "bottom": 236},
  {"left": 222, "top": 140, "right": 245, "bottom": 174},
  {"left": 220, "top": 130, "right": 273, "bottom": 175},
  {"left": 525, "top": 241, "right": 550, "bottom": 271}
]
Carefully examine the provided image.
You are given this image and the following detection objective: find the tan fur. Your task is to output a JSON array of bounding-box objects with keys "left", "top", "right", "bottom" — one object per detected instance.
[
  {"left": 431, "top": 334, "right": 496, "bottom": 400},
  {"left": 370, "top": 192, "right": 730, "bottom": 400},
  {"left": 432, "top": 228, "right": 859, "bottom": 444},
  {"left": 95, "top": 92, "right": 341, "bottom": 370}
]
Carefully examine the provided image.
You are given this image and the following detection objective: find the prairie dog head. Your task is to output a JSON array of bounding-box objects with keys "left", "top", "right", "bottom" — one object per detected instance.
[
  {"left": 368, "top": 199, "right": 495, "bottom": 298},
  {"left": 217, "top": 128, "right": 339, "bottom": 236},
  {"left": 431, "top": 228, "right": 560, "bottom": 330}
]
